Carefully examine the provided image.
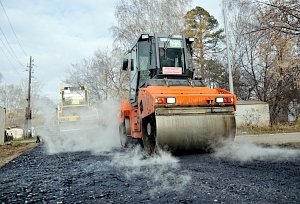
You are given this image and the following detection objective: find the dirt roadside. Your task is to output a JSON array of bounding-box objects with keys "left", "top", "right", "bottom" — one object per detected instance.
[{"left": 0, "top": 140, "right": 39, "bottom": 167}]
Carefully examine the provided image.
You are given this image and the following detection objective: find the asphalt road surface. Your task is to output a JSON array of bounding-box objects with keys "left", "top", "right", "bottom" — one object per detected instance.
[{"left": 0, "top": 141, "right": 300, "bottom": 203}]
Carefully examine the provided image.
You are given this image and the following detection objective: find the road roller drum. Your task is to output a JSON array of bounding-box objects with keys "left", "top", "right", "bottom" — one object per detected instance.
[{"left": 155, "top": 108, "right": 236, "bottom": 152}]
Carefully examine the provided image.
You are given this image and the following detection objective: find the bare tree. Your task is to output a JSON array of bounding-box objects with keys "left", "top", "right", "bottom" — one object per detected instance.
[
  {"left": 257, "top": 0, "right": 300, "bottom": 36},
  {"left": 65, "top": 48, "right": 129, "bottom": 103},
  {"left": 0, "top": 80, "right": 42, "bottom": 127},
  {"left": 112, "top": 0, "right": 192, "bottom": 48},
  {"left": 0, "top": 84, "right": 26, "bottom": 126},
  {"left": 255, "top": 1, "right": 300, "bottom": 123},
  {"left": 263, "top": 32, "right": 300, "bottom": 123},
  {"left": 226, "top": 0, "right": 300, "bottom": 124}
]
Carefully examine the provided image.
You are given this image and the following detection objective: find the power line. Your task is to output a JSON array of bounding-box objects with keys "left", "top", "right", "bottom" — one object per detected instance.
[
  {"left": 0, "top": 72, "right": 8, "bottom": 84},
  {"left": 0, "top": 0, "right": 27, "bottom": 56},
  {"left": 0, "top": 26, "right": 25, "bottom": 67},
  {"left": 0, "top": 38, "right": 23, "bottom": 78}
]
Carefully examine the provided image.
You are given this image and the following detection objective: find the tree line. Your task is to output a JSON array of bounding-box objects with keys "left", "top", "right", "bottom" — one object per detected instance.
[
  {"left": 1, "top": 0, "right": 299, "bottom": 125},
  {"left": 226, "top": 0, "right": 299, "bottom": 124},
  {"left": 0, "top": 81, "right": 44, "bottom": 127}
]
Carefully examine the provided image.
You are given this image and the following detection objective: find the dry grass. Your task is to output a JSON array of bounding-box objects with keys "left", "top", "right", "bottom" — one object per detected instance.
[
  {"left": 237, "top": 119, "right": 300, "bottom": 135},
  {"left": 0, "top": 139, "right": 39, "bottom": 167}
]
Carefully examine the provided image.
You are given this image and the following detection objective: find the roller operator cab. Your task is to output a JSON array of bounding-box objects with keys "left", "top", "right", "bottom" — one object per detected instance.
[{"left": 120, "top": 34, "right": 237, "bottom": 154}]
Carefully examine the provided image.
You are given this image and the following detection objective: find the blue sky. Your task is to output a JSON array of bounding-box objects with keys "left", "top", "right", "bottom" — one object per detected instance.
[{"left": 0, "top": 0, "right": 223, "bottom": 101}]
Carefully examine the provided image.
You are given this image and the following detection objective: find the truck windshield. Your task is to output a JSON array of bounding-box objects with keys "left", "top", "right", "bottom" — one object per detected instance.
[
  {"left": 138, "top": 40, "right": 156, "bottom": 86},
  {"left": 158, "top": 38, "right": 186, "bottom": 75},
  {"left": 138, "top": 40, "right": 156, "bottom": 70},
  {"left": 62, "top": 88, "right": 86, "bottom": 105}
]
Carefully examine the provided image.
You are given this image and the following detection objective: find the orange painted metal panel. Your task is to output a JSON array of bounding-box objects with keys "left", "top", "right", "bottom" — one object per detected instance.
[
  {"left": 138, "top": 86, "right": 237, "bottom": 119},
  {"left": 119, "top": 100, "right": 131, "bottom": 123},
  {"left": 120, "top": 100, "right": 142, "bottom": 138}
]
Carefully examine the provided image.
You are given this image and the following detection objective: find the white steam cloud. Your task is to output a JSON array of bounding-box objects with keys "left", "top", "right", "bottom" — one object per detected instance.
[
  {"left": 36, "top": 97, "right": 300, "bottom": 197},
  {"left": 111, "top": 146, "right": 191, "bottom": 197},
  {"left": 36, "top": 99, "right": 120, "bottom": 154},
  {"left": 36, "top": 97, "right": 191, "bottom": 197},
  {"left": 214, "top": 139, "right": 300, "bottom": 163}
]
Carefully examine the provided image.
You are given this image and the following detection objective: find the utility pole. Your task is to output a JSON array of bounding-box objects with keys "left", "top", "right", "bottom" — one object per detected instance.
[
  {"left": 24, "top": 56, "right": 33, "bottom": 138},
  {"left": 222, "top": 0, "right": 234, "bottom": 93}
]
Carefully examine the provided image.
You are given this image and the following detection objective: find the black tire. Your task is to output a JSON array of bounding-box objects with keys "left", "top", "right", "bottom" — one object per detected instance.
[
  {"left": 142, "top": 114, "right": 157, "bottom": 155},
  {"left": 119, "top": 122, "right": 128, "bottom": 148},
  {"left": 120, "top": 118, "right": 143, "bottom": 148}
]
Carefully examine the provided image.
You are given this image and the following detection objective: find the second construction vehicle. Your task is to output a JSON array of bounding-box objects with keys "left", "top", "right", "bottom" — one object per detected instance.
[
  {"left": 57, "top": 86, "right": 98, "bottom": 135},
  {"left": 119, "top": 34, "right": 237, "bottom": 153}
]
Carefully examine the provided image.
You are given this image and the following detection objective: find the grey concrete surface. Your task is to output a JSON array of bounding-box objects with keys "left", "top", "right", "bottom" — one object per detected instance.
[{"left": 235, "top": 132, "right": 300, "bottom": 145}]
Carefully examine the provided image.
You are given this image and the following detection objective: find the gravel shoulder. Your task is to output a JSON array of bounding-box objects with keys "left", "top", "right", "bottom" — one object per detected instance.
[
  {"left": 235, "top": 132, "right": 300, "bottom": 148},
  {"left": 0, "top": 140, "right": 39, "bottom": 167}
]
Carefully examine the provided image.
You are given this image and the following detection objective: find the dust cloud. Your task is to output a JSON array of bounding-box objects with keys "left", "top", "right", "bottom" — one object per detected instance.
[
  {"left": 36, "top": 99, "right": 120, "bottom": 154},
  {"left": 111, "top": 146, "right": 191, "bottom": 197},
  {"left": 214, "top": 139, "right": 300, "bottom": 163}
]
